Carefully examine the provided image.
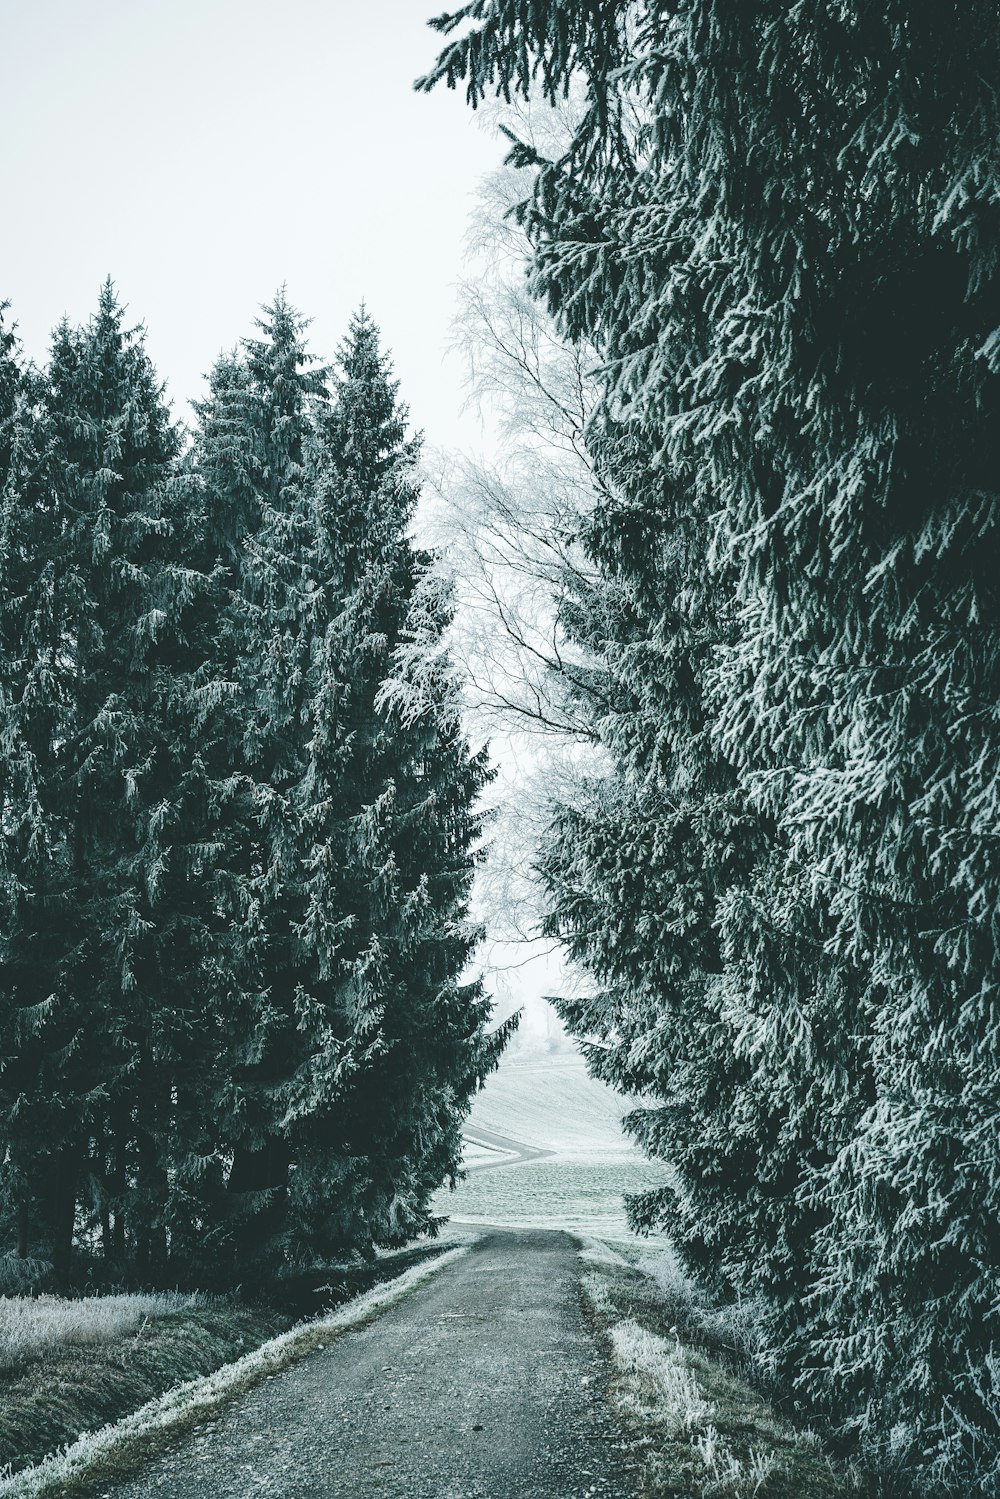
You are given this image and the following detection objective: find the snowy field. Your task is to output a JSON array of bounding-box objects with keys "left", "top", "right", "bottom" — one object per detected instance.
[
  {"left": 436, "top": 1046, "right": 674, "bottom": 1237},
  {"left": 462, "top": 1050, "right": 638, "bottom": 1158},
  {"left": 437, "top": 1158, "right": 674, "bottom": 1238}
]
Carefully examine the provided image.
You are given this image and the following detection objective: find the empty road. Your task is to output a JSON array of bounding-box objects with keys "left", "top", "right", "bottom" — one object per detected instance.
[{"left": 98, "top": 1228, "right": 638, "bottom": 1499}]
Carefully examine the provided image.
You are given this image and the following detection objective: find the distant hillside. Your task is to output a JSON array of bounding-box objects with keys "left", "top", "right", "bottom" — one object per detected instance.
[
  {"left": 465, "top": 1046, "right": 639, "bottom": 1159},
  {"left": 441, "top": 1046, "right": 667, "bottom": 1235}
]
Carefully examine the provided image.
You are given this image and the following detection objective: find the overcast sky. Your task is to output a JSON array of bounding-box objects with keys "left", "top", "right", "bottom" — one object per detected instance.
[{"left": 1, "top": 0, "right": 499, "bottom": 447}]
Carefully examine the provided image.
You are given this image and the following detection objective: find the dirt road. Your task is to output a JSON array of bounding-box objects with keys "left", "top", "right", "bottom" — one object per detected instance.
[{"left": 97, "top": 1229, "right": 637, "bottom": 1499}]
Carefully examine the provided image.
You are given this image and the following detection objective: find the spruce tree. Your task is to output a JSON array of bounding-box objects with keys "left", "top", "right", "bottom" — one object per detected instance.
[
  {"left": 0, "top": 284, "right": 509, "bottom": 1290},
  {"left": 195, "top": 300, "right": 508, "bottom": 1266},
  {"left": 423, "top": 5, "right": 1000, "bottom": 1488},
  {"left": 193, "top": 295, "right": 329, "bottom": 1269},
  {"left": 537, "top": 413, "right": 772, "bottom": 1287},
  {"left": 296, "top": 311, "right": 505, "bottom": 1253},
  {"left": 0, "top": 288, "right": 182, "bottom": 1277},
  {"left": 0, "top": 311, "right": 77, "bottom": 1280}
]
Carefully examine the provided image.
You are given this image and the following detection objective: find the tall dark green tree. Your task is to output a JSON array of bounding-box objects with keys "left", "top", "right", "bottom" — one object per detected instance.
[
  {"left": 0, "top": 285, "right": 509, "bottom": 1290},
  {"left": 0, "top": 284, "right": 223, "bottom": 1279},
  {"left": 423, "top": 5, "right": 1000, "bottom": 1489},
  {"left": 193, "top": 295, "right": 329, "bottom": 1268},
  {"left": 0, "top": 311, "right": 75, "bottom": 1279},
  {"left": 196, "top": 300, "right": 507, "bottom": 1268},
  {"left": 537, "top": 414, "right": 773, "bottom": 1284},
  {"left": 294, "top": 311, "right": 506, "bottom": 1254}
]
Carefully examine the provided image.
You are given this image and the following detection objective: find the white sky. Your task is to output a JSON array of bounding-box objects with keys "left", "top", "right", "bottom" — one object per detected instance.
[{"left": 1, "top": 0, "right": 498, "bottom": 446}]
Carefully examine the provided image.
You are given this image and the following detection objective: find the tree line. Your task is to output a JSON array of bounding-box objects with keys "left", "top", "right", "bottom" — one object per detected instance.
[
  {"left": 422, "top": 3, "right": 1000, "bottom": 1493},
  {"left": 0, "top": 284, "right": 508, "bottom": 1289}
]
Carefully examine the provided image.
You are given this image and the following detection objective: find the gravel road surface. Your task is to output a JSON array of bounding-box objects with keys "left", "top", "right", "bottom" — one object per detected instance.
[{"left": 96, "top": 1228, "right": 637, "bottom": 1499}]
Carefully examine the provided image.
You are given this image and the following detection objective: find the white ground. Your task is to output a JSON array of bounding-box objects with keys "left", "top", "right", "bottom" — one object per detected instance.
[
  {"left": 462, "top": 1047, "right": 637, "bottom": 1159},
  {"left": 438, "top": 1043, "right": 673, "bottom": 1238}
]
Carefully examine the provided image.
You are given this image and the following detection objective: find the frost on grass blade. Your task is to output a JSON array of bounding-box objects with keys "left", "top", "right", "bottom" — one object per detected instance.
[{"left": 0, "top": 1246, "right": 470, "bottom": 1499}]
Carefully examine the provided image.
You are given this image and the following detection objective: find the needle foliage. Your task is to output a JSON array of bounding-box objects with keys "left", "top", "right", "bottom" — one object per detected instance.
[{"left": 421, "top": 4, "right": 1000, "bottom": 1490}]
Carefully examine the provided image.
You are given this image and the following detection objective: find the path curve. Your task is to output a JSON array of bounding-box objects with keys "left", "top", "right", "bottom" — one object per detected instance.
[
  {"left": 97, "top": 1228, "right": 637, "bottom": 1499},
  {"left": 461, "top": 1125, "right": 555, "bottom": 1173}
]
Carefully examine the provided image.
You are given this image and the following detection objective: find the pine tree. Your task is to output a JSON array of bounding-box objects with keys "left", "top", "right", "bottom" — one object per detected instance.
[
  {"left": 193, "top": 295, "right": 329, "bottom": 1269},
  {"left": 0, "top": 283, "right": 510, "bottom": 1291},
  {"left": 294, "top": 311, "right": 506, "bottom": 1254},
  {"left": 538, "top": 412, "right": 773, "bottom": 1290},
  {"left": 0, "top": 305, "right": 137, "bottom": 1280},
  {"left": 0, "top": 310, "right": 77, "bottom": 1281},
  {"left": 196, "top": 300, "right": 508, "bottom": 1267},
  {"left": 0, "top": 285, "right": 232, "bottom": 1283},
  {"left": 423, "top": 5, "right": 1000, "bottom": 1488}
]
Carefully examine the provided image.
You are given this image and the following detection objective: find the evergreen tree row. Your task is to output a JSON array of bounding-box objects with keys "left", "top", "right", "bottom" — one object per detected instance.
[
  {"left": 422, "top": 4, "right": 1000, "bottom": 1492},
  {"left": 0, "top": 285, "right": 507, "bottom": 1288}
]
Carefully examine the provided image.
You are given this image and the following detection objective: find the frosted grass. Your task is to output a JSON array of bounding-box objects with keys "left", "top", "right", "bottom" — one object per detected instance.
[
  {"left": 606, "top": 1315, "right": 715, "bottom": 1436},
  {"left": 0, "top": 1245, "right": 470, "bottom": 1499},
  {"left": 0, "top": 1292, "right": 203, "bottom": 1372},
  {"left": 580, "top": 1239, "right": 844, "bottom": 1498}
]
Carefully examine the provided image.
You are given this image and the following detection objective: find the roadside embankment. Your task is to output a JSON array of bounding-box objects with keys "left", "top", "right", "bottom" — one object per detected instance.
[
  {"left": 576, "top": 1238, "right": 887, "bottom": 1499},
  {"left": 0, "top": 1240, "right": 466, "bottom": 1497}
]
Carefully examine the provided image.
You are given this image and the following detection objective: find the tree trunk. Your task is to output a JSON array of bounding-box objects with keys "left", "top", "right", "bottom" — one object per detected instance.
[
  {"left": 228, "top": 1135, "right": 291, "bottom": 1271},
  {"left": 50, "top": 1150, "right": 77, "bottom": 1281}
]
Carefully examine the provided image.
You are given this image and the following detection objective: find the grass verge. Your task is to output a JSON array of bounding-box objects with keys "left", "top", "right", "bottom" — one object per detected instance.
[
  {"left": 0, "top": 1300, "right": 290, "bottom": 1482},
  {"left": 0, "top": 1241, "right": 469, "bottom": 1499},
  {"left": 577, "top": 1238, "right": 881, "bottom": 1499},
  {"left": 0, "top": 1293, "right": 206, "bottom": 1374}
]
